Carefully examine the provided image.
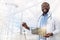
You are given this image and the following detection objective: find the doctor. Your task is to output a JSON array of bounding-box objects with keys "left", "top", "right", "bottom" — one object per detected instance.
[{"left": 22, "top": 2, "right": 60, "bottom": 40}]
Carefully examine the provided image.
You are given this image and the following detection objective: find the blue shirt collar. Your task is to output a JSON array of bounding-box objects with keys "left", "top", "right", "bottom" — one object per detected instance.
[{"left": 42, "top": 12, "right": 51, "bottom": 18}]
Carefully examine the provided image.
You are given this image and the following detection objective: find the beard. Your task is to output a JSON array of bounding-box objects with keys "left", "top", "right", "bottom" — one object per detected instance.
[
  {"left": 42, "top": 9, "right": 49, "bottom": 16},
  {"left": 43, "top": 9, "right": 49, "bottom": 13}
]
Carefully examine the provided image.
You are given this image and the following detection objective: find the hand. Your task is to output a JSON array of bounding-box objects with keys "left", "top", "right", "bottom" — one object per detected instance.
[
  {"left": 44, "top": 34, "right": 50, "bottom": 38},
  {"left": 46, "top": 33, "right": 53, "bottom": 36},
  {"left": 44, "top": 33, "right": 53, "bottom": 38},
  {"left": 22, "top": 22, "right": 27, "bottom": 27},
  {"left": 22, "top": 22, "right": 30, "bottom": 30}
]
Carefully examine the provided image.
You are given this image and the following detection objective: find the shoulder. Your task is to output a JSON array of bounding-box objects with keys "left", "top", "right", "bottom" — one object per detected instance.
[{"left": 52, "top": 16, "right": 60, "bottom": 25}]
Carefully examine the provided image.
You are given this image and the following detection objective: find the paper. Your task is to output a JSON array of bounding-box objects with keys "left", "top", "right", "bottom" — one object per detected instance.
[{"left": 31, "top": 27, "right": 46, "bottom": 36}]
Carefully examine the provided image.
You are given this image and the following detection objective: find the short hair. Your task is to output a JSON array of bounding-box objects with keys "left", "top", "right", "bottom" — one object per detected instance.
[{"left": 41, "top": 2, "right": 50, "bottom": 6}]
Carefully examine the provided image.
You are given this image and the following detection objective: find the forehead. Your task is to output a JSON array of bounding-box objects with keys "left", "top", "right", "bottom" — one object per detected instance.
[{"left": 41, "top": 2, "right": 49, "bottom": 6}]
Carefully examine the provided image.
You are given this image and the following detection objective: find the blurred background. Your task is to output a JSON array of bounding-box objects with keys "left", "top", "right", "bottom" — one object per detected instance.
[{"left": 0, "top": 0, "right": 60, "bottom": 40}]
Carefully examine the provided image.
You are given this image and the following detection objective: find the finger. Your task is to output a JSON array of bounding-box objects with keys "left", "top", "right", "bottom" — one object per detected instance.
[{"left": 44, "top": 36, "right": 49, "bottom": 38}]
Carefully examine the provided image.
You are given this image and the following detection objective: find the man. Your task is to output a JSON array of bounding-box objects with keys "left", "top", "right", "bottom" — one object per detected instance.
[{"left": 22, "top": 2, "right": 60, "bottom": 40}]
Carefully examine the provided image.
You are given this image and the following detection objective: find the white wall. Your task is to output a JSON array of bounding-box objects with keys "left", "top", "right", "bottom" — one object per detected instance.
[{"left": 0, "top": 0, "right": 60, "bottom": 40}]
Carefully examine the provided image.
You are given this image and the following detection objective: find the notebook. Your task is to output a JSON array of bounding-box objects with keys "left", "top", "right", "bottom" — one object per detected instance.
[{"left": 31, "top": 27, "right": 46, "bottom": 36}]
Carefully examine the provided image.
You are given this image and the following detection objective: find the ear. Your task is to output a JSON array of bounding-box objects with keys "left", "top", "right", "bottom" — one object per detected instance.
[{"left": 49, "top": 6, "right": 50, "bottom": 9}]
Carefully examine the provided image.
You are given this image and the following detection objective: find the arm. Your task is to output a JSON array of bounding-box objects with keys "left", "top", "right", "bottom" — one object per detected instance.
[
  {"left": 44, "top": 18, "right": 60, "bottom": 38},
  {"left": 52, "top": 19, "right": 60, "bottom": 35}
]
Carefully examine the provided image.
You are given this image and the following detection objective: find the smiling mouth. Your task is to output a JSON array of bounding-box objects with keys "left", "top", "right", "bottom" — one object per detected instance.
[{"left": 43, "top": 9, "right": 47, "bottom": 12}]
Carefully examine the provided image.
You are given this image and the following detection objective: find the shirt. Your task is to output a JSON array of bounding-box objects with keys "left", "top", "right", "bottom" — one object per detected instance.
[{"left": 38, "top": 12, "right": 52, "bottom": 40}]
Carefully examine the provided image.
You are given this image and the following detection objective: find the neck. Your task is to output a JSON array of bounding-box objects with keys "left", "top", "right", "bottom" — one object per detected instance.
[
  {"left": 42, "top": 13, "right": 47, "bottom": 16},
  {"left": 42, "top": 11, "right": 49, "bottom": 16}
]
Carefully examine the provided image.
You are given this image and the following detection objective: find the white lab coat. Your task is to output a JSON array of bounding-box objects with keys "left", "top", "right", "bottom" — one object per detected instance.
[
  {"left": 23, "top": 12, "right": 60, "bottom": 40},
  {"left": 46, "top": 17, "right": 60, "bottom": 40},
  {"left": 37, "top": 12, "right": 60, "bottom": 40}
]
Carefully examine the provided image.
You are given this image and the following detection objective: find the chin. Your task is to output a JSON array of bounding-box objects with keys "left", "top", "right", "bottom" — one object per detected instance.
[
  {"left": 43, "top": 11, "right": 47, "bottom": 13},
  {"left": 42, "top": 10, "right": 49, "bottom": 13}
]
